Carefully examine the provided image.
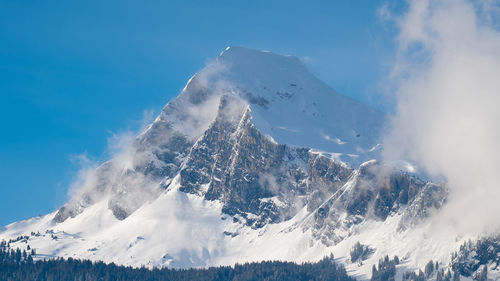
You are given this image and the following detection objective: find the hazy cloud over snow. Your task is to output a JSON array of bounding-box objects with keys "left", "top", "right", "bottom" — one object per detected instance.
[
  {"left": 382, "top": 0, "right": 500, "bottom": 235},
  {"left": 67, "top": 152, "right": 99, "bottom": 199},
  {"left": 65, "top": 109, "right": 161, "bottom": 208}
]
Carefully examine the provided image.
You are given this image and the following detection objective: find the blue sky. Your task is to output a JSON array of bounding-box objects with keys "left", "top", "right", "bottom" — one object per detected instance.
[{"left": 0, "top": 0, "right": 400, "bottom": 225}]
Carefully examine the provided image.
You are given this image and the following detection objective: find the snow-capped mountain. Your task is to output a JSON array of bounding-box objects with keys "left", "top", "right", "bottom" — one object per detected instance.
[{"left": 0, "top": 47, "right": 483, "bottom": 280}]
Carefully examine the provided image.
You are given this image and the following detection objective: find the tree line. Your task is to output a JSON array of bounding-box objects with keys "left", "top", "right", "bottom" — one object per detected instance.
[{"left": 0, "top": 243, "right": 355, "bottom": 281}]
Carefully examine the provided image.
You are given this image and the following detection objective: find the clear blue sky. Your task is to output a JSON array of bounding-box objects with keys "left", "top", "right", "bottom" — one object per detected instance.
[{"left": 0, "top": 0, "right": 400, "bottom": 225}]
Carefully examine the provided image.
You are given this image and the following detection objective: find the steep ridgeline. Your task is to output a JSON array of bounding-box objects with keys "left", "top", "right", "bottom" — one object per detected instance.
[{"left": 1, "top": 47, "right": 449, "bottom": 279}]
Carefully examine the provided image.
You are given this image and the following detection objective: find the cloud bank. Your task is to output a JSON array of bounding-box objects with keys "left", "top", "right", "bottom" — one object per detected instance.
[{"left": 382, "top": 0, "right": 500, "bottom": 235}]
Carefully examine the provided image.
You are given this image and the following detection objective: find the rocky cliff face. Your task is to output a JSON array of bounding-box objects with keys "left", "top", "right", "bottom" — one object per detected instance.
[{"left": 178, "top": 95, "right": 353, "bottom": 229}]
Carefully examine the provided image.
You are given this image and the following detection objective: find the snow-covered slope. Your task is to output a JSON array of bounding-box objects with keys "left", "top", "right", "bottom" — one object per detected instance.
[{"left": 0, "top": 47, "right": 482, "bottom": 280}]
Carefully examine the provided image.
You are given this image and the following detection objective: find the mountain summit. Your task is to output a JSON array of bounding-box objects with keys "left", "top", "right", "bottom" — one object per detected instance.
[
  {"left": 159, "top": 46, "right": 384, "bottom": 164},
  {"left": 1, "top": 47, "right": 456, "bottom": 280}
]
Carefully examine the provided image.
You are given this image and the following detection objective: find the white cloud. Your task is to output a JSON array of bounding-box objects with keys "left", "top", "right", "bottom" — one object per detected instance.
[
  {"left": 383, "top": 0, "right": 500, "bottom": 235},
  {"left": 63, "top": 109, "right": 162, "bottom": 214},
  {"left": 67, "top": 152, "right": 98, "bottom": 199}
]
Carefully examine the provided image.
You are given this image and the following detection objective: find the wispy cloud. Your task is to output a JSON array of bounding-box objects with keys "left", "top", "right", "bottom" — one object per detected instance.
[
  {"left": 382, "top": 0, "right": 500, "bottom": 235},
  {"left": 63, "top": 109, "right": 161, "bottom": 216}
]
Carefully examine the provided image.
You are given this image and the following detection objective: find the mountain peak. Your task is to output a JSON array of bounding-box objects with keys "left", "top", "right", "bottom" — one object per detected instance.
[
  {"left": 159, "top": 46, "right": 384, "bottom": 166},
  {"left": 218, "top": 46, "right": 303, "bottom": 69},
  {"left": 213, "top": 46, "right": 311, "bottom": 93}
]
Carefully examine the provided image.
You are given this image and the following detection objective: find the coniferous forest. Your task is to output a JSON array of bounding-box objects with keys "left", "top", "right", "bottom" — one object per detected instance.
[{"left": 0, "top": 245, "right": 355, "bottom": 281}]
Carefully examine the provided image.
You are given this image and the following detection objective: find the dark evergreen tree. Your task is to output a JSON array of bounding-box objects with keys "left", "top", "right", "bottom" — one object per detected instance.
[
  {"left": 350, "top": 241, "right": 374, "bottom": 263},
  {"left": 371, "top": 255, "right": 398, "bottom": 281},
  {"left": 424, "top": 260, "right": 434, "bottom": 278}
]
